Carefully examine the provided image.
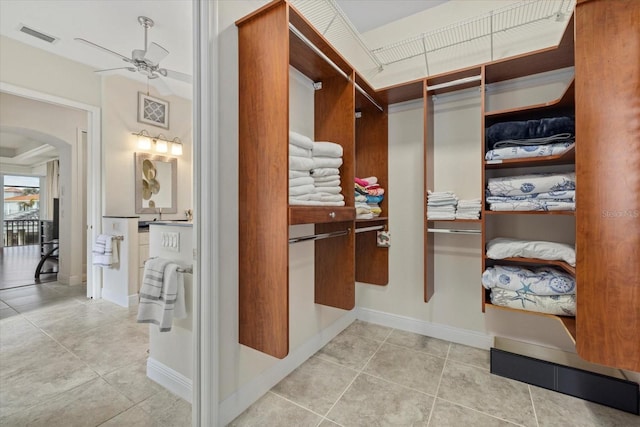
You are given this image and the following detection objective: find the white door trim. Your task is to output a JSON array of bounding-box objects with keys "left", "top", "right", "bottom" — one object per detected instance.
[
  {"left": 192, "top": 0, "right": 218, "bottom": 425},
  {"left": 0, "top": 82, "right": 102, "bottom": 298}
]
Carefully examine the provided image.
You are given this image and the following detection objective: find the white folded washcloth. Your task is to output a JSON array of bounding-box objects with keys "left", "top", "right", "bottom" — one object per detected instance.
[
  {"left": 290, "top": 199, "right": 345, "bottom": 206},
  {"left": 312, "top": 141, "right": 343, "bottom": 158},
  {"left": 289, "top": 176, "right": 315, "bottom": 187},
  {"left": 289, "top": 144, "right": 312, "bottom": 158},
  {"left": 315, "top": 179, "right": 341, "bottom": 188},
  {"left": 289, "top": 131, "right": 313, "bottom": 149},
  {"left": 289, "top": 155, "right": 315, "bottom": 171},
  {"left": 318, "top": 194, "right": 344, "bottom": 202},
  {"left": 289, "top": 184, "right": 315, "bottom": 196},
  {"left": 313, "top": 174, "right": 341, "bottom": 183},
  {"left": 315, "top": 186, "right": 342, "bottom": 195},
  {"left": 311, "top": 168, "right": 340, "bottom": 177},
  {"left": 289, "top": 170, "right": 311, "bottom": 179},
  {"left": 313, "top": 156, "right": 343, "bottom": 169}
]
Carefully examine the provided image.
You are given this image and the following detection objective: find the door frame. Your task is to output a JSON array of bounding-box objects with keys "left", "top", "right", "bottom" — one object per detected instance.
[{"left": 0, "top": 82, "right": 102, "bottom": 298}]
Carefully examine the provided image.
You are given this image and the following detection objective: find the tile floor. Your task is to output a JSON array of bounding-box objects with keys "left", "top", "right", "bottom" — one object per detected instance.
[
  {"left": 2, "top": 285, "right": 637, "bottom": 427},
  {"left": 230, "top": 320, "right": 640, "bottom": 427},
  {"left": 0, "top": 282, "right": 191, "bottom": 426}
]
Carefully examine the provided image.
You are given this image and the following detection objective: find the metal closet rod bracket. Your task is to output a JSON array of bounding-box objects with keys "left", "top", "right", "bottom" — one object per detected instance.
[{"left": 289, "top": 23, "right": 384, "bottom": 112}]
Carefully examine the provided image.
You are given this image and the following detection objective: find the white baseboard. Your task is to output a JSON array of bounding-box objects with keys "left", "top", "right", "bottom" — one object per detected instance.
[
  {"left": 147, "top": 357, "right": 193, "bottom": 403},
  {"left": 101, "top": 288, "right": 138, "bottom": 307},
  {"left": 356, "top": 307, "right": 493, "bottom": 350},
  {"left": 219, "top": 310, "right": 357, "bottom": 426}
]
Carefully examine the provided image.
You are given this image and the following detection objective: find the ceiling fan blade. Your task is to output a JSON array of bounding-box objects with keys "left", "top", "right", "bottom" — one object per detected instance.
[
  {"left": 145, "top": 42, "right": 169, "bottom": 65},
  {"left": 74, "top": 38, "right": 132, "bottom": 63},
  {"left": 151, "top": 76, "right": 173, "bottom": 96},
  {"left": 94, "top": 67, "right": 137, "bottom": 73},
  {"left": 158, "top": 68, "right": 192, "bottom": 84}
]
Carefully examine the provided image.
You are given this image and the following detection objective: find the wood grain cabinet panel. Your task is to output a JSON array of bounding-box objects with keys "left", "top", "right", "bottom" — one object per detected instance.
[{"left": 575, "top": 0, "right": 640, "bottom": 372}]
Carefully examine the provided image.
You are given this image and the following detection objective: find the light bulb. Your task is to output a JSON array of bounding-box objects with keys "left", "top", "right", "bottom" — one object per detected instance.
[
  {"left": 171, "top": 140, "right": 183, "bottom": 156},
  {"left": 155, "top": 139, "right": 168, "bottom": 153},
  {"left": 137, "top": 135, "right": 152, "bottom": 150}
]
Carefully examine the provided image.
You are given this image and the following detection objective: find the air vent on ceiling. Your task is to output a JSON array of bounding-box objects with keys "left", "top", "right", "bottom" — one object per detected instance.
[{"left": 19, "top": 25, "right": 57, "bottom": 44}]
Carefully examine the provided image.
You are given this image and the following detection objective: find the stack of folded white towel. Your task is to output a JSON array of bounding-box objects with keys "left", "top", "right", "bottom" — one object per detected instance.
[
  {"left": 427, "top": 191, "right": 458, "bottom": 220},
  {"left": 311, "top": 141, "right": 345, "bottom": 206},
  {"left": 455, "top": 199, "right": 482, "bottom": 219},
  {"left": 289, "top": 131, "right": 316, "bottom": 205}
]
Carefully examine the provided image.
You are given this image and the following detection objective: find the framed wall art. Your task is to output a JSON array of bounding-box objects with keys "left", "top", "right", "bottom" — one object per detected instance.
[{"left": 137, "top": 92, "right": 170, "bottom": 129}]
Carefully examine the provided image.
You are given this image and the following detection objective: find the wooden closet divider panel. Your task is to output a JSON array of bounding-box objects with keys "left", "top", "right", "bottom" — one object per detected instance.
[
  {"left": 237, "top": 1, "right": 290, "bottom": 359},
  {"left": 315, "top": 221, "right": 355, "bottom": 310},
  {"left": 575, "top": 0, "right": 640, "bottom": 372}
]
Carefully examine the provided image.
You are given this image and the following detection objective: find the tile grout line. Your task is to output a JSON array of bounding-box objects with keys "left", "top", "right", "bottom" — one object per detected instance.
[
  {"left": 528, "top": 384, "right": 541, "bottom": 427},
  {"left": 316, "top": 325, "right": 394, "bottom": 424},
  {"left": 426, "top": 343, "right": 451, "bottom": 426},
  {"left": 265, "top": 391, "right": 329, "bottom": 424}
]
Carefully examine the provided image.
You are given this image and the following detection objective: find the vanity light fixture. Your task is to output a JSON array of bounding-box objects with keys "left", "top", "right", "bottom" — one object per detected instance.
[
  {"left": 132, "top": 130, "right": 183, "bottom": 155},
  {"left": 170, "top": 137, "right": 183, "bottom": 156}
]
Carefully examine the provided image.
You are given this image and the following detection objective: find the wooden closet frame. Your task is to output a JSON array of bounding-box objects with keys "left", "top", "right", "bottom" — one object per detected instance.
[{"left": 236, "top": 0, "right": 389, "bottom": 359}]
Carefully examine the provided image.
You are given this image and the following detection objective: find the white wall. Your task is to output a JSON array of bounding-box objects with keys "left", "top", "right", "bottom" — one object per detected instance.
[
  {"left": 0, "top": 92, "right": 87, "bottom": 284},
  {"left": 102, "top": 75, "right": 192, "bottom": 220},
  {"left": 0, "top": 36, "right": 101, "bottom": 107}
]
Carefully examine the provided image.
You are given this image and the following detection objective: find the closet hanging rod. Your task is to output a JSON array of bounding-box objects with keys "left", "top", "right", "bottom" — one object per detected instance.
[
  {"left": 355, "top": 225, "right": 385, "bottom": 234},
  {"left": 288, "top": 23, "right": 383, "bottom": 112},
  {"left": 427, "top": 75, "right": 482, "bottom": 92},
  {"left": 289, "top": 228, "right": 351, "bottom": 244},
  {"left": 427, "top": 228, "right": 481, "bottom": 235}
]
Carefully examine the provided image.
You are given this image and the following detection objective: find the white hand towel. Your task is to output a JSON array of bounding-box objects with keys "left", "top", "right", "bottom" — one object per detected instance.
[
  {"left": 313, "top": 174, "right": 341, "bottom": 183},
  {"left": 311, "top": 168, "right": 340, "bottom": 177},
  {"left": 289, "top": 176, "right": 315, "bottom": 187},
  {"left": 315, "top": 179, "right": 341, "bottom": 188},
  {"left": 289, "top": 170, "right": 310, "bottom": 179},
  {"left": 289, "top": 131, "right": 314, "bottom": 149},
  {"left": 289, "top": 144, "right": 312, "bottom": 158},
  {"left": 289, "top": 184, "right": 315, "bottom": 196},
  {"left": 92, "top": 234, "right": 119, "bottom": 268},
  {"left": 315, "top": 186, "right": 342, "bottom": 194},
  {"left": 289, "top": 199, "right": 346, "bottom": 206},
  {"left": 312, "top": 141, "right": 343, "bottom": 158},
  {"left": 313, "top": 157, "right": 343, "bottom": 169},
  {"left": 137, "top": 260, "right": 185, "bottom": 332},
  {"left": 289, "top": 155, "right": 315, "bottom": 171},
  {"left": 318, "top": 194, "right": 344, "bottom": 202}
]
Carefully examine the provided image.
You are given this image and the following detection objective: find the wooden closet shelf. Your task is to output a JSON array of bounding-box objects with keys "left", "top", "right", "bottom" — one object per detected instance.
[
  {"left": 485, "top": 303, "right": 576, "bottom": 343},
  {"left": 356, "top": 217, "right": 388, "bottom": 225},
  {"left": 485, "top": 80, "right": 575, "bottom": 122},
  {"left": 485, "top": 143, "right": 575, "bottom": 169},
  {"left": 289, "top": 206, "right": 355, "bottom": 225},
  {"left": 484, "top": 210, "right": 575, "bottom": 216},
  {"left": 485, "top": 256, "right": 576, "bottom": 276}
]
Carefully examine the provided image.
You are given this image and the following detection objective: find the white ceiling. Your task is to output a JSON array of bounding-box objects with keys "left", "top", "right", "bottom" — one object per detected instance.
[{"left": 336, "top": 0, "right": 449, "bottom": 33}]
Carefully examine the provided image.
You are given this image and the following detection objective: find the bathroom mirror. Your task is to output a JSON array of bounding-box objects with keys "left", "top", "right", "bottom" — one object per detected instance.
[{"left": 135, "top": 152, "right": 177, "bottom": 214}]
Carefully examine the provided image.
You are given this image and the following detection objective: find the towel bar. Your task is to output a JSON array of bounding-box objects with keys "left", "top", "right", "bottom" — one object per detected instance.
[{"left": 144, "top": 258, "right": 193, "bottom": 274}]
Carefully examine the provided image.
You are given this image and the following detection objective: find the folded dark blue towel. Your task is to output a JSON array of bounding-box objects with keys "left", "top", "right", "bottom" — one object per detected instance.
[{"left": 486, "top": 116, "right": 575, "bottom": 149}]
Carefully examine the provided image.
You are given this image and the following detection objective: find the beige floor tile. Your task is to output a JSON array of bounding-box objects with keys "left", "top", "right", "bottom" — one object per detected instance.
[
  {"left": 0, "top": 307, "right": 18, "bottom": 319},
  {"left": 0, "top": 300, "right": 9, "bottom": 309},
  {"left": 343, "top": 320, "right": 393, "bottom": 342},
  {"left": 0, "top": 315, "right": 43, "bottom": 350},
  {"left": 45, "top": 283, "right": 87, "bottom": 298},
  {"left": 138, "top": 387, "right": 183, "bottom": 415},
  {"left": 11, "top": 297, "right": 80, "bottom": 316},
  {"left": 56, "top": 318, "right": 149, "bottom": 375},
  {"left": 0, "top": 378, "right": 132, "bottom": 427},
  {"left": 437, "top": 361, "right": 536, "bottom": 427},
  {"left": 1, "top": 338, "right": 98, "bottom": 418},
  {"left": 364, "top": 343, "right": 445, "bottom": 396},
  {"left": 17, "top": 298, "right": 86, "bottom": 327},
  {"left": 428, "top": 398, "right": 520, "bottom": 426},
  {"left": 104, "top": 359, "right": 164, "bottom": 404},
  {"left": 326, "top": 373, "right": 433, "bottom": 426},
  {"left": 530, "top": 385, "right": 640, "bottom": 427},
  {"left": 229, "top": 392, "right": 322, "bottom": 427},
  {"left": 153, "top": 396, "right": 192, "bottom": 427},
  {"left": 272, "top": 356, "right": 358, "bottom": 415},
  {"left": 316, "top": 328, "right": 381, "bottom": 370},
  {"left": 39, "top": 307, "right": 120, "bottom": 341},
  {"left": 386, "top": 330, "right": 450, "bottom": 358},
  {"left": 319, "top": 420, "right": 341, "bottom": 427},
  {"left": 100, "top": 406, "right": 154, "bottom": 426},
  {"left": 447, "top": 343, "right": 490, "bottom": 370}
]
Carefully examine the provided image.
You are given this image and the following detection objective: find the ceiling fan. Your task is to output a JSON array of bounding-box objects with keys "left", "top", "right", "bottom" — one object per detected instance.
[{"left": 74, "top": 16, "right": 191, "bottom": 93}]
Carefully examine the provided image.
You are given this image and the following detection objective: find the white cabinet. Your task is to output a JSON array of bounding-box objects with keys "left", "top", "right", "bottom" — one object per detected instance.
[{"left": 138, "top": 231, "right": 149, "bottom": 292}]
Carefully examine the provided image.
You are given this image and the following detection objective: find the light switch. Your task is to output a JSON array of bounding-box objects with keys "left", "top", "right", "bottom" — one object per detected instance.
[{"left": 161, "top": 232, "right": 180, "bottom": 252}]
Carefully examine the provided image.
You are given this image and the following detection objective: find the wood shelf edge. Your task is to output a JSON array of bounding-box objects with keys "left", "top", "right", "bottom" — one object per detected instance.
[
  {"left": 485, "top": 303, "right": 576, "bottom": 343},
  {"left": 485, "top": 143, "right": 575, "bottom": 169},
  {"left": 427, "top": 218, "right": 482, "bottom": 223},
  {"left": 485, "top": 79, "right": 575, "bottom": 118},
  {"left": 484, "top": 210, "right": 575, "bottom": 216}
]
